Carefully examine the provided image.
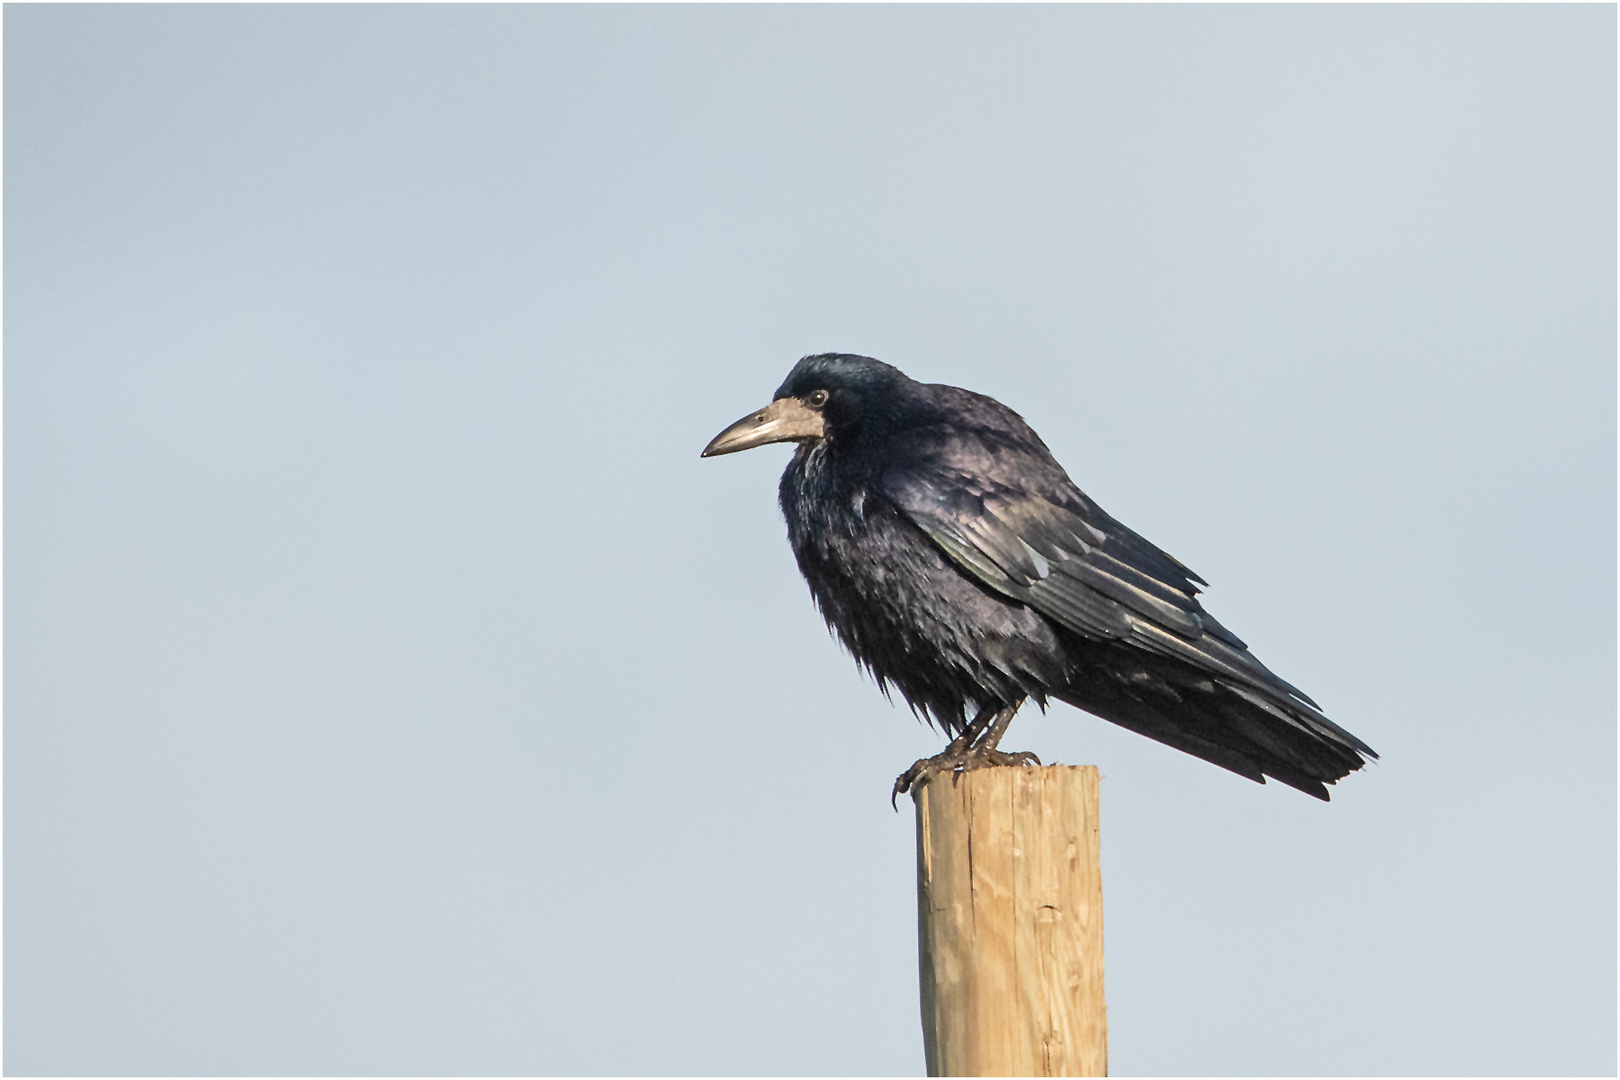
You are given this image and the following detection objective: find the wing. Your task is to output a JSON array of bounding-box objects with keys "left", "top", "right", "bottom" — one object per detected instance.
[{"left": 882, "top": 427, "right": 1372, "bottom": 758}]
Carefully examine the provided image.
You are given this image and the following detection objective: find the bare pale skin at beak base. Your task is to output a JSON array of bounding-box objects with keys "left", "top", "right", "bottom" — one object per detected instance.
[{"left": 701, "top": 396, "right": 826, "bottom": 457}]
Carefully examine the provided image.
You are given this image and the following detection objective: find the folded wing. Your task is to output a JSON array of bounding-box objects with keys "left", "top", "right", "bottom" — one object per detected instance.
[{"left": 884, "top": 440, "right": 1375, "bottom": 776}]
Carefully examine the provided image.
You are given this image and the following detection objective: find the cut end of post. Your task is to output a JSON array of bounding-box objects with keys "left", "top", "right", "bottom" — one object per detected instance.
[{"left": 914, "top": 765, "right": 1107, "bottom": 1078}]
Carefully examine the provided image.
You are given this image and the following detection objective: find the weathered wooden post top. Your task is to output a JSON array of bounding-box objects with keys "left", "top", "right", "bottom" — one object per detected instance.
[{"left": 912, "top": 765, "right": 1107, "bottom": 1078}]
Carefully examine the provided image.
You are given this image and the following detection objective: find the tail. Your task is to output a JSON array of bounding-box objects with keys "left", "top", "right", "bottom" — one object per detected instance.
[{"left": 1057, "top": 643, "right": 1375, "bottom": 801}]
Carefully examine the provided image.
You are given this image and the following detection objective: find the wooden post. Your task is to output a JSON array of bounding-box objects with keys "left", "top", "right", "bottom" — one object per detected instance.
[{"left": 914, "top": 765, "right": 1107, "bottom": 1077}]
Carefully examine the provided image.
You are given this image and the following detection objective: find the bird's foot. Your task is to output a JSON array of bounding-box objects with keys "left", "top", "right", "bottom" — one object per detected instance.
[
  {"left": 890, "top": 746, "right": 1042, "bottom": 809},
  {"left": 975, "top": 748, "right": 1043, "bottom": 769},
  {"left": 891, "top": 734, "right": 973, "bottom": 809}
]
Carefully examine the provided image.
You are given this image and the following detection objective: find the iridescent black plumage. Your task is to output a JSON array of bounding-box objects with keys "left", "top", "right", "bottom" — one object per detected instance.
[{"left": 720, "top": 352, "right": 1374, "bottom": 800}]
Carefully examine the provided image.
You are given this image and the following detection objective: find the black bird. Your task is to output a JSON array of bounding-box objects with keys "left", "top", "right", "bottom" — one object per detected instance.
[{"left": 702, "top": 353, "right": 1375, "bottom": 803}]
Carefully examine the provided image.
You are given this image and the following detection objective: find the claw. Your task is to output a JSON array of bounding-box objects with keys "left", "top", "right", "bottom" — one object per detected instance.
[
  {"left": 980, "top": 749, "right": 1042, "bottom": 768},
  {"left": 891, "top": 758, "right": 934, "bottom": 809},
  {"left": 891, "top": 752, "right": 955, "bottom": 809}
]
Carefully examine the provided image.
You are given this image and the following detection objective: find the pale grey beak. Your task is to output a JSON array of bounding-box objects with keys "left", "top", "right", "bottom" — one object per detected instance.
[{"left": 701, "top": 397, "right": 826, "bottom": 457}]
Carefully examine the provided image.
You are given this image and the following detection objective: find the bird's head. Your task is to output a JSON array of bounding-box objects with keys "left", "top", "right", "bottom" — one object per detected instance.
[{"left": 701, "top": 353, "right": 906, "bottom": 458}]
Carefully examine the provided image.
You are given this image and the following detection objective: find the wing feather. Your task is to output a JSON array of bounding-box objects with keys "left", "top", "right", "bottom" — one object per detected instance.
[{"left": 884, "top": 453, "right": 1349, "bottom": 731}]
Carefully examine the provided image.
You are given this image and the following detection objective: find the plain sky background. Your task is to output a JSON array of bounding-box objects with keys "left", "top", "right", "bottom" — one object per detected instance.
[{"left": 5, "top": 4, "right": 1615, "bottom": 1076}]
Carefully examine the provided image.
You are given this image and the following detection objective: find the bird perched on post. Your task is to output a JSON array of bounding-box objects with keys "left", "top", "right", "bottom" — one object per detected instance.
[{"left": 702, "top": 353, "right": 1375, "bottom": 804}]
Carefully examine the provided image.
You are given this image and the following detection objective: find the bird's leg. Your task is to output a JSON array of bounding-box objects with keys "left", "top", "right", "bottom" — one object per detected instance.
[
  {"left": 946, "top": 706, "right": 996, "bottom": 755},
  {"left": 891, "top": 703, "right": 1040, "bottom": 808},
  {"left": 963, "top": 703, "right": 1042, "bottom": 769}
]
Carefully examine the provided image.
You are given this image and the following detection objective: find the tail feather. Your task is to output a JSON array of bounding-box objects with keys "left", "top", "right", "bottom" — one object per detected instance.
[{"left": 1058, "top": 643, "right": 1373, "bottom": 800}]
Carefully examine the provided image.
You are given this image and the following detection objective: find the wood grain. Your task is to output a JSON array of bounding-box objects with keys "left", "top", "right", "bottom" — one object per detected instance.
[{"left": 915, "top": 766, "right": 1106, "bottom": 1077}]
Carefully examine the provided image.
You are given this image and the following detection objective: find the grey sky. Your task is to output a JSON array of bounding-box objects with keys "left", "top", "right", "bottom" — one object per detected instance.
[{"left": 5, "top": 4, "right": 1614, "bottom": 1076}]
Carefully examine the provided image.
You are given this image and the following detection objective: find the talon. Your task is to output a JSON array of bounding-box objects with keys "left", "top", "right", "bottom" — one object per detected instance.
[
  {"left": 891, "top": 752, "right": 958, "bottom": 809},
  {"left": 891, "top": 758, "right": 930, "bottom": 809},
  {"left": 995, "top": 749, "right": 1041, "bottom": 768}
]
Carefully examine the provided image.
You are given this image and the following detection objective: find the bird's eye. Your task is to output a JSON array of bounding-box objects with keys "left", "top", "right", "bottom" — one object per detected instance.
[{"left": 807, "top": 389, "right": 830, "bottom": 408}]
